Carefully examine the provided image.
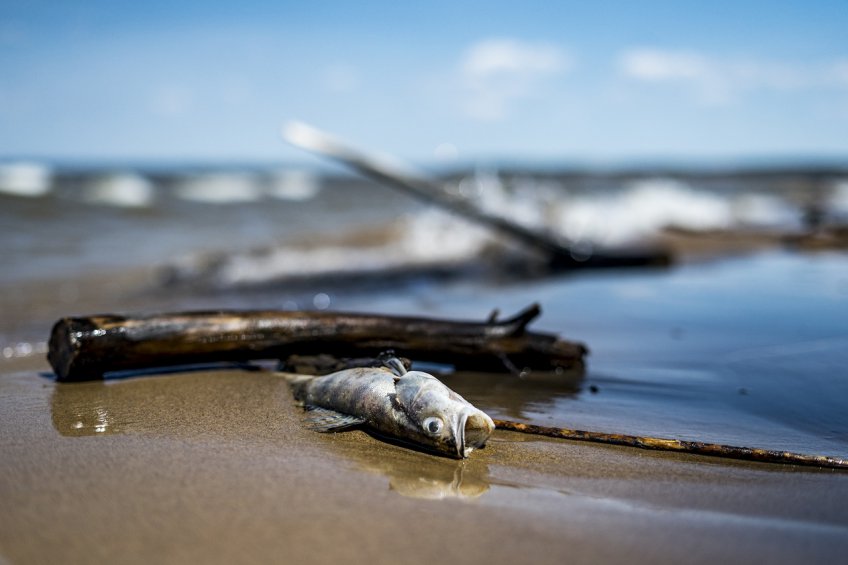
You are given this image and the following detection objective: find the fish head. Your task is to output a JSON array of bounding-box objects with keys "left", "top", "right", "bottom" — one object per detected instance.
[{"left": 394, "top": 371, "right": 495, "bottom": 459}]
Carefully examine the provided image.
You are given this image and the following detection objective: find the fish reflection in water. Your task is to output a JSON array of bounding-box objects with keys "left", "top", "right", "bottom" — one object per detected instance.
[{"left": 338, "top": 442, "right": 491, "bottom": 500}]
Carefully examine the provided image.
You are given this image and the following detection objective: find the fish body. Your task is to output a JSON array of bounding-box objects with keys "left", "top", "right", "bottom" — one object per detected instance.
[{"left": 285, "top": 366, "right": 494, "bottom": 459}]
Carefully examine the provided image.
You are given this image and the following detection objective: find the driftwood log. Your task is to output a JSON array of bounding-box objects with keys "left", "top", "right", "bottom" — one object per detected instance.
[{"left": 48, "top": 303, "right": 586, "bottom": 382}]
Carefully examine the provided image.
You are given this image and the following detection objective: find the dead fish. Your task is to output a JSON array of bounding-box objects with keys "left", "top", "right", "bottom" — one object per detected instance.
[{"left": 280, "top": 365, "right": 495, "bottom": 459}]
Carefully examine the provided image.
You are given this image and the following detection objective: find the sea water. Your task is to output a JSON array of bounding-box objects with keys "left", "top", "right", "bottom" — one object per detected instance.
[{"left": 1, "top": 164, "right": 846, "bottom": 458}]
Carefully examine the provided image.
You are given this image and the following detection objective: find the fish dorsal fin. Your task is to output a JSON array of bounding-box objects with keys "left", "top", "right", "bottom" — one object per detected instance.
[
  {"left": 304, "top": 406, "right": 366, "bottom": 432},
  {"left": 377, "top": 351, "right": 408, "bottom": 378}
]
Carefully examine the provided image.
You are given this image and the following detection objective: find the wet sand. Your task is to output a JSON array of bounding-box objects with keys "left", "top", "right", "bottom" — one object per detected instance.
[{"left": 2, "top": 357, "right": 847, "bottom": 565}]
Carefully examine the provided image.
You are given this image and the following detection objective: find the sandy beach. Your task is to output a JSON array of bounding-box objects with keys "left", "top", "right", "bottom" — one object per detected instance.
[{"left": 2, "top": 355, "right": 847, "bottom": 564}]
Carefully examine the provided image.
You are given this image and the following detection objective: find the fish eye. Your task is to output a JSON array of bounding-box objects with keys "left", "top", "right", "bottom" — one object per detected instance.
[{"left": 422, "top": 417, "right": 444, "bottom": 435}]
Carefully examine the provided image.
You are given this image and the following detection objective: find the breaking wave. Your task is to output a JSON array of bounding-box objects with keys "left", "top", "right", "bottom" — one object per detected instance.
[
  {"left": 1, "top": 164, "right": 840, "bottom": 288},
  {"left": 167, "top": 209, "right": 495, "bottom": 286},
  {"left": 0, "top": 162, "right": 52, "bottom": 197},
  {"left": 82, "top": 173, "right": 155, "bottom": 208},
  {"left": 548, "top": 178, "right": 801, "bottom": 246}
]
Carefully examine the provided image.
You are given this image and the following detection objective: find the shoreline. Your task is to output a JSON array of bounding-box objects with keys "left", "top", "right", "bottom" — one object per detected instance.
[{"left": 2, "top": 362, "right": 847, "bottom": 564}]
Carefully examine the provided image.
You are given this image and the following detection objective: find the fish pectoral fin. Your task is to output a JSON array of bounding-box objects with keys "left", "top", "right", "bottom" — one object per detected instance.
[{"left": 304, "top": 406, "right": 366, "bottom": 432}]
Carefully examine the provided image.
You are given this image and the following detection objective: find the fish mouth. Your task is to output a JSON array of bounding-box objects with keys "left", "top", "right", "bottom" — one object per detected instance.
[{"left": 455, "top": 410, "right": 495, "bottom": 458}]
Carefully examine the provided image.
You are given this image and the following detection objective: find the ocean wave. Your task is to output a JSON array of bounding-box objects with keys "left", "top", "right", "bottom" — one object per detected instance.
[
  {"left": 175, "top": 172, "right": 265, "bottom": 203},
  {"left": 171, "top": 170, "right": 323, "bottom": 204},
  {"left": 558, "top": 179, "right": 731, "bottom": 245},
  {"left": 82, "top": 172, "right": 155, "bottom": 208},
  {"left": 0, "top": 162, "right": 52, "bottom": 197},
  {"left": 469, "top": 176, "right": 802, "bottom": 246},
  {"left": 167, "top": 209, "right": 495, "bottom": 287},
  {"left": 829, "top": 178, "right": 848, "bottom": 221},
  {"left": 267, "top": 169, "right": 322, "bottom": 201}
]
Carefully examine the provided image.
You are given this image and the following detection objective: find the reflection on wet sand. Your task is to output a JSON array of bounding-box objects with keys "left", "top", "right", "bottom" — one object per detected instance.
[
  {"left": 340, "top": 440, "right": 491, "bottom": 500},
  {"left": 49, "top": 371, "right": 492, "bottom": 500},
  {"left": 50, "top": 370, "right": 293, "bottom": 440},
  {"left": 51, "top": 381, "right": 128, "bottom": 437}
]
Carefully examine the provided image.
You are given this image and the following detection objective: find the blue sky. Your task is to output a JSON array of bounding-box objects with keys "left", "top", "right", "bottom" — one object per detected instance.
[{"left": 1, "top": 1, "right": 847, "bottom": 164}]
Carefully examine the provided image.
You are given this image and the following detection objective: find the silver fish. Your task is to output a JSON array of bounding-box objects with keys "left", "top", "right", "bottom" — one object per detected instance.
[{"left": 282, "top": 366, "right": 495, "bottom": 459}]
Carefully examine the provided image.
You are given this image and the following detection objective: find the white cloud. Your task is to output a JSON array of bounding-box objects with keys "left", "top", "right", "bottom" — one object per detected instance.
[
  {"left": 620, "top": 49, "right": 711, "bottom": 82},
  {"left": 459, "top": 38, "right": 570, "bottom": 121},
  {"left": 619, "top": 48, "right": 848, "bottom": 105},
  {"left": 463, "top": 38, "right": 565, "bottom": 78}
]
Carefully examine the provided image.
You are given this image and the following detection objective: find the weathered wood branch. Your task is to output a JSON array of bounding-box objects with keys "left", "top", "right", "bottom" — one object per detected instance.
[
  {"left": 494, "top": 419, "right": 848, "bottom": 470},
  {"left": 284, "top": 122, "right": 670, "bottom": 270},
  {"left": 48, "top": 303, "right": 587, "bottom": 382}
]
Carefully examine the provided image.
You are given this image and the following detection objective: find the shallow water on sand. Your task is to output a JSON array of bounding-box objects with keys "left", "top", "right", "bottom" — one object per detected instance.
[
  {"left": 435, "top": 252, "right": 848, "bottom": 457},
  {"left": 335, "top": 251, "right": 848, "bottom": 458}
]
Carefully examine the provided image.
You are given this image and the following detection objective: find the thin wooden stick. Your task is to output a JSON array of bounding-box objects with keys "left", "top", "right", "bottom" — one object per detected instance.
[{"left": 493, "top": 419, "right": 848, "bottom": 470}]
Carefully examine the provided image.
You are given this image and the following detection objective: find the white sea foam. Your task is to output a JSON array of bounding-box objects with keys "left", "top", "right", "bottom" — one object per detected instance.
[
  {"left": 557, "top": 179, "right": 734, "bottom": 245},
  {"left": 176, "top": 172, "right": 264, "bottom": 203},
  {"left": 267, "top": 169, "right": 321, "bottom": 201},
  {"left": 0, "top": 161, "right": 52, "bottom": 197},
  {"left": 82, "top": 172, "right": 155, "bottom": 208},
  {"left": 828, "top": 179, "right": 848, "bottom": 220},
  {"left": 404, "top": 209, "right": 491, "bottom": 258},
  {"left": 459, "top": 173, "right": 784, "bottom": 246},
  {"left": 213, "top": 209, "right": 492, "bottom": 285},
  {"left": 474, "top": 170, "right": 548, "bottom": 228}
]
